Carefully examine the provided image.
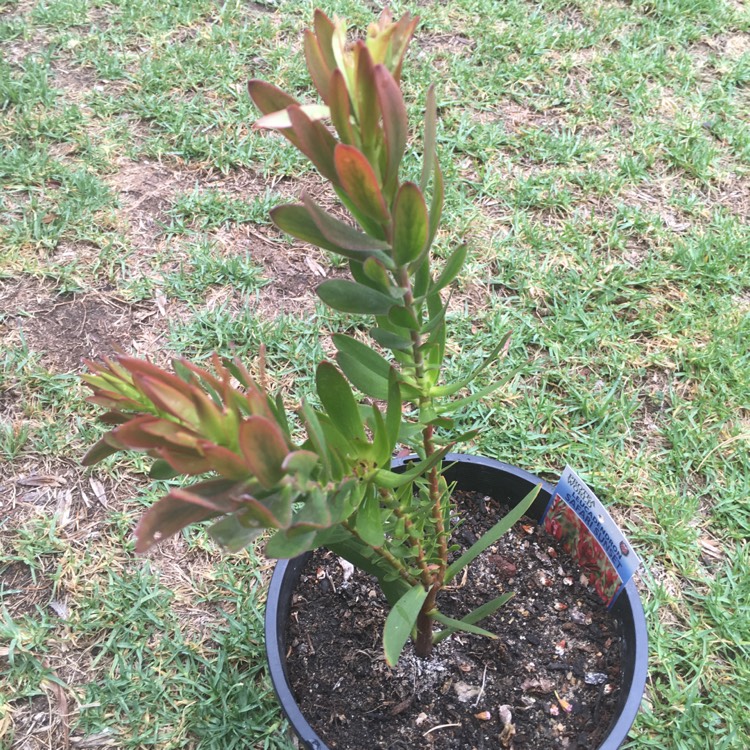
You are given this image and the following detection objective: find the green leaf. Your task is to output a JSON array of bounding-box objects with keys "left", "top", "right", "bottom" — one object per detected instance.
[
  {"left": 238, "top": 416, "right": 289, "bottom": 488},
  {"left": 420, "top": 84, "right": 437, "bottom": 192},
  {"left": 436, "top": 375, "right": 515, "bottom": 415},
  {"left": 149, "top": 458, "right": 181, "bottom": 479},
  {"left": 428, "top": 156, "right": 444, "bottom": 248},
  {"left": 272, "top": 203, "right": 381, "bottom": 263},
  {"left": 303, "top": 193, "right": 391, "bottom": 255},
  {"left": 82, "top": 437, "right": 119, "bottom": 466},
  {"left": 369, "top": 326, "right": 412, "bottom": 351},
  {"left": 363, "top": 257, "right": 394, "bottom": 292},
  {"left": 317, "top": 279, "right": 395, "bottom": 315},
  {"left": 334, "top": 144, "right": 390, "bottom": 224},
  {"left": 290, "top": 489, "right": 333, "bottom": 531},
  {"left": 332, "top": 334, "right": 393, "bottom": 381},
  {"left": 388, "top": 305, "right": 420, "bottom": 331},
  {"left": 135, "top": 375, "right": 198, "bottom": 425},
  {"left": 336, "top": 351, "right": 389, "bottom": 400},
  {"left": 385, "top": 369, "right": 402, "bottom": 457},
  {"left": 383, "top": 584, "right": 429, "bottom": 666},
  {"left": 444, "top": 484, "right": 541, "bottom": 583},
  {"left": 430, "top": 331, "right": 511, "bottom": 397},
  {"left": 316, "top": 362, "right": 366, "bottom": 442},
  {"left": 199, "top": 443, "right": 251, "bottom": 480},
  {"left": 282, "top": 450, "right": 319, "bottom": 479},
  {"left": 432, "top": 244, "right": 467, "bottom": 294},
  {"left": 299, "top": 400, "right": 331, "bottom": 481},
  {"left": 356, "top": 488, "right": 385, "bottom": 547},
  {"left": 373, "top": 444, "right": 452, "bottom": 489},
  {"left": 433, "top": 593, "right": 513, "bottom": 644},
  {"left": 208, "top": 513, "right": 264, "bottom": 553},
  {"left": 392, "top": 182, "right": 428, "bottom": 266},
  {"left": 264, "top": 529, "right": 318, "bottom": 558},
  {"left": 431, "top": 610, "right": 499, "bottom": 640}
]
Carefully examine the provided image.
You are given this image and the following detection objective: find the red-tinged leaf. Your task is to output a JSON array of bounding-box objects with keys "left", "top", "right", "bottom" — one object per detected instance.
[
  {"left": 247, "top": 79, "right": 298, "bottom": 116},
  {"left": 198, "top": 442, "right": 250, "bottom": 480},
  {"left": 334, "top": 144, "right": 390, "bottom": 224},
  {"left": 313, "top": 9, "right": 338, "bottom": 71},
  {"left": 287, "top": 105, "right": 339, "bottom": 184},
  {"left": 134, "top": 374, "right": 198, "bottom": 425},
  {"left": 374, "top": 65, "right": 407, "bottom": 188},
  {"left": 85, "top": 390, "right": 145, "bottom": 412},
  {"left": 272, "top": 203, "right": 368, "bottom": 259},
  {"left": 237, "top": 492, "right": 292, "bottom": 529},
  {"left": 316, "top": 362, "right": 366, "bottom": 442},
  {"left": 356, "top": 42, "right": 379, "bottom": 148},
  {"left": 302, "top": 193, "right": 391, "bottom": 254},
  {"left": 176, "top": 356, "right": 224, "bottom": 393},
  {"left": 316, "top": 279, "right": 395, "bottom": 315},
  {"left": 304, "top": 29, "right": 332, "bottom": 103},
  {"left": 155, "top": 446, "right": 212, "bottom": 474},
  {"left": 115, "top": 356, "right": 185, "bottom": 388},
  {"left": 108, "top": 415, "right": 185, "bottom": 450},
  {"left": 98, "top": 411, "right": 131, "bottom": 426},
  {"left": 134, "top": 479, "right": 241, "bottom": 552},
  {"left": 81, "top": 436, "right": 119, "bottom": 465},
  {"left": 329, "top": 69, "right": 356, "bottom": 145},
  {"left": 83, "top": 356, "right": 135, "bottom": 388},
  {"left": 239, "top": 416, "right": 289, "bottom": 488},
  {"left": 389, "top": 13, "right": 418, "bottom": 84},
  {"left": 392, "top": 182, "right": 428, "bottom": 265},
  {"left": 421, "top": 84, "right": 437, "bottom": 191},
  {"left": 137, "top": 418, "right": 199, "bottom": 448}
]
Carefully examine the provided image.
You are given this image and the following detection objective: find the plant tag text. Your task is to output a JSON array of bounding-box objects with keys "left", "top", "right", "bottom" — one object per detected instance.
[{"left": 542, "top": 466, "right": 640, "bottom": 607}]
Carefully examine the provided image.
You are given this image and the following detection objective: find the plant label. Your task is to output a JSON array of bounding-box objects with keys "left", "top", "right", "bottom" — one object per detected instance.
[{"left": 542, "top": 466, "right": 641, "bottom": 607}]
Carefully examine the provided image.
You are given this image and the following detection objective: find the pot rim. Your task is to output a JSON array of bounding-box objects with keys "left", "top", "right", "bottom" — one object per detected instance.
[{"left": 265, "top": 452, "right": 648, "bottom": 750}]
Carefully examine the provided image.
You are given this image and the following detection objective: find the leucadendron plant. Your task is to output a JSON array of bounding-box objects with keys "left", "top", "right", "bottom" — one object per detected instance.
[{"left": 82, "top": 10, "right": 539, "bottom": 666}]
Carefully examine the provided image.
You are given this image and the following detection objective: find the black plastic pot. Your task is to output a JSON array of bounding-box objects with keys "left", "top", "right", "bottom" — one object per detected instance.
[{"left": 265, "top": 453, "right": 648, "bottom": 750}]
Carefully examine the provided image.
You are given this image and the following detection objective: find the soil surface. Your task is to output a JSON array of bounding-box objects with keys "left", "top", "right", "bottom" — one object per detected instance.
[{"left": 285, "top": 492, "right": 622, "bottom": 749}]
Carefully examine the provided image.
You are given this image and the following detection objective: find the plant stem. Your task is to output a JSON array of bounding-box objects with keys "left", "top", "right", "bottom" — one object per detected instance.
[
  {"left": 396, "top": 264, "right": 449, "bottom": 657},
  {"left": 341, "top": 521, "right": 419, "bottom": 587}
]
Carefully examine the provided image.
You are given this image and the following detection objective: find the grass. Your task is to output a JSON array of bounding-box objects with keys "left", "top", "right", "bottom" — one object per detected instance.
[{"left": 1, "top": 0, "right": 749, "bottom": 747}]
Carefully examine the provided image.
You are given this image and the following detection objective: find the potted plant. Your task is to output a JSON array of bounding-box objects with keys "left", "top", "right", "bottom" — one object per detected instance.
[{"left": 81, "top": 9, "right": 647, "bottom": 749}]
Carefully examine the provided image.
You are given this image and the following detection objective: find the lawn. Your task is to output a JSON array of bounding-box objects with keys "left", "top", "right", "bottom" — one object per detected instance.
[{"left": 1, "top": 0, "right": 749, "bottom": 748}]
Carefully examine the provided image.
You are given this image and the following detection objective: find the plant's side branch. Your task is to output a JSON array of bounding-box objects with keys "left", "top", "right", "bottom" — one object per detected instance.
[
  {"left": 341, "top": 520, "right": 420, "bottom": 587},
  {"left": 386, "top": 499, "right": 433, "bottom": 587}
]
